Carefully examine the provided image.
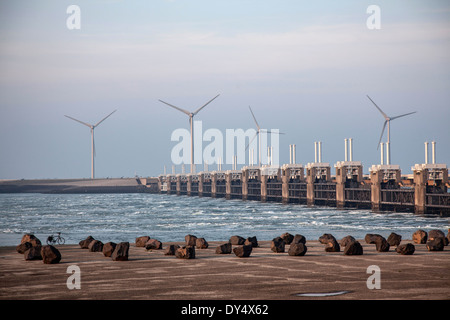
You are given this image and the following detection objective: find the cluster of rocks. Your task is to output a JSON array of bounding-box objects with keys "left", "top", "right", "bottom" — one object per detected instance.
[
  {"left": 270, "top": 232, "right": 308, "bottom": 256},
  {"left": 79, "top": 236, "right": 129, "bottom": 261},
  {"left": 133, "top": 234, "right": 259, "bottom": 259},
  {"left": 16, "top": 234, "right": 61, "bottom": 264},
  {"left": 17, "top": 228, "right": 447, "bottom": 264},
  {"left": 413, "top": 229, "right": 449, "bottom": 251}
]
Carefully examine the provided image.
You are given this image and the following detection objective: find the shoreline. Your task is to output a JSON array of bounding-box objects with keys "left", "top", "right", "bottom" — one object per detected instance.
[{"left": 1, "top": 240, "right": 449, "bottom": 300}]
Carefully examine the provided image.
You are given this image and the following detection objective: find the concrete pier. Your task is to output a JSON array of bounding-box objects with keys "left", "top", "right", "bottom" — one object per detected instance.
[
  {"left": 335, "top": 161, "right": 363, "bottom": 209},
  {"left": 157, "top": 160, "right": 449, "bottom": 216},
  {"left": 306, "top": 162, "right": 331, "bottom": 206}
]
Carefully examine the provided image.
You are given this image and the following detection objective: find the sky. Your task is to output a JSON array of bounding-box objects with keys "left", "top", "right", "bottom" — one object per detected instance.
[{"left": 0, "top": 0, "right": 449, "bottom": 179}]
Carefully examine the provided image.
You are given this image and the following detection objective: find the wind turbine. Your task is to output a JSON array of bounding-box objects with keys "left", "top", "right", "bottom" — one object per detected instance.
[
  {"left": 367, "top": 95, "right": 416, "bottom": 164},
  {"left": 65, "top": 109, "right": 117, "bottom": 179},
  {"left": 247, "top": 106, "right": 284, "bottom": 167},
  {"left": 158, "top": 94, "right": 220, "bottom": 174}
]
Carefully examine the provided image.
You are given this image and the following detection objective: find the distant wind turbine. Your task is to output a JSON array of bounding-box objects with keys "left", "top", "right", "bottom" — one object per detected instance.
[
  {"left": 247, "top": 106, "right": 284, "bottom": 167},
  {"left": 65, "top": 109, "right": 117, "bottom": 179},
  {"left": 367, "top": 95, "right": 416, "bottom": 164},
  {"left": 158, "top": 94, "right": 220, "bottom": 174}
]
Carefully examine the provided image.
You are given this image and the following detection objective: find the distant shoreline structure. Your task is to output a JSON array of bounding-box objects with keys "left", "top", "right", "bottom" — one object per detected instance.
[{"left": 0, "top": 178, "right": 159, "bottom": 194}]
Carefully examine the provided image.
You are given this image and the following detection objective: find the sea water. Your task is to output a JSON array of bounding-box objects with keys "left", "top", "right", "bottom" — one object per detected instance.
[{"left": 0, "top": 193, "right": 448, "bottom": 246}]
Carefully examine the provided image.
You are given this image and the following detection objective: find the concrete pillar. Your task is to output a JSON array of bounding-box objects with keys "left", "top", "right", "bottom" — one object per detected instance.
[
  {"left": 260, "top": 174, "right": 268, "bottom": 202},
  {"left": 370, "top": 170, "right": 382, "bottom": 212},
  {"left": 198, "top": 173, "right": 204, "bottom": 197},
  {"left": 187, "top": 175, "right": 192, "bottom": 196},
  {"left": 306, "top": 167, "right": 315, "bottom": 206},
  {"left": 282, "top": 167, "right": 290, "bottom": 204},
  {"left": 211, "top": 173, "right": 217, "bottom": 198},
  {"left": 413, "top": 167, "right": 428, "bottom": 215},
  {"left": 166, "top": 176, "right": 173, "bottom": 195},
  {"left": 225, "top": 172, "right": 232, "bottom": 200},
  {"left": 242, "top": 169, "right": 249, "bottom": 201},
  {"left": 335, "top": 165, "right": 346, "bottom": 209},
  {"left": 176, "top": 175, "right": 181, "bottom": 196}
]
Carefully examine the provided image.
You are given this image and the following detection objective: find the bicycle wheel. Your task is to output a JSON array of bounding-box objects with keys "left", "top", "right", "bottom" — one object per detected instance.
[{"left": 57, "top": 237, "right": 66, "bottom": 245}]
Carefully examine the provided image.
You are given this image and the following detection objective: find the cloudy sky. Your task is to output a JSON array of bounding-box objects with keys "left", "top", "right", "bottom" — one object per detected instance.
[{"left": 0, "top": 0, "right": 449, "bottom": 179}]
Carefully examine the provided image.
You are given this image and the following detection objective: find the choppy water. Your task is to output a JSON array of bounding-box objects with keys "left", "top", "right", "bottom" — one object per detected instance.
[{"left": 0, "top": 193, "right": 448, "bottom": 246}]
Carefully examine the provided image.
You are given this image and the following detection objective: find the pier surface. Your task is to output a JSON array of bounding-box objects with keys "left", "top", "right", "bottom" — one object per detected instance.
[
  {"left": 1, "top": 240, "right": 449, "bottom": 300},
  {"left": 0, "top": 178, "right": 157, "bottom": 194}
]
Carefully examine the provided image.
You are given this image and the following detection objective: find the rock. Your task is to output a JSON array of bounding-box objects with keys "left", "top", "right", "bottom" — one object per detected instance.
[
  {"left": 387, "top": 233, "right": 402, "bottom": 246},
  {"left": 111, "top": 242, "right": 129, "bottom": 261},
  {"left": 16, "top": 242, "right": 32, "bottom": 254},
  {"left": 215, "top": 243, "right": 232, "bottom": 254},
  {"left": 428, "top": 229, "right": 445, "bottom": 240},
  {"left": 271, "top": 237, "right": 285, "bottom": 253},
  {"left": 145, "top": 239, "right": 163, "bottom": 250},
  {"left": 176, "top": 246, "right": 196, "bottom": 259},
  {"left": 102, "top": 242, "right": 116, "bottom": 257},
  {"left": 426, "top": 237, "right": 445, "bottom": 251},
  {"left": 21, "top": 234, "right": 42, "bottom": 247},
  {"left": 88, "top": 240, "right": 104, "bottom": 252},
  {"left": 164, "top": 244, "right": 180, "bottom": 256},
  {"left": 185, "top": 234, "right": 198, "bottom": 246},
  {"left": 244, "top": 236, "right": 258, "bottom": 247},
  {"left": 319, "top": 233, "right": 337, "bottom": 244},
  {"left": 233, "top": 244, "right": 252, "bottom": 258},
  {"left": 339, "top": 235, "right": 356, "bottom": 247},
  {"left": 135, "top": 236, "right": 150, "bottom": 247},
  {"left": 79, "top": 236, "right": 95, "bottom": 249},
  {"left": 372, "top": 235, "right": 390, "bottom": 252},
  {"left": 365, "top": 234, "right": 389, "bottom": 252},
  {"left": 412, "top": 229, "right": 427, "bottom": 244},
  {"left": 196, "top": 238, "right": 209, "bottom": 249},
  {"left": 318, "top": 234, "right": 340, "bottom": 252},
  {"left": 280, "top": 232, "right": 294, "bottom": 244},
  {"left": 292, "top": 234, "right": 306, "bottom": 245},
  {"left": 343, "top": 241, "right": 363, "bottom": 255},
  {"left": 288, "top": 243, "right": 307, "bottom": 256},
  {"left": 375, "top": 238, "right": 390, "bottom": 252},
  {"left": 396, "top": 243, "right": 415, "bottom": 255},
  {"left": 24, "top": 246, "right": 43, "bottom": 260},
  {"left": 41, "top": 245, "right": 61, "bottom": 264},
  {"left": 229, "top": 235, "right": 245, "bottom": 245},
  {"left": 325, "top": 239, "right": 341, "bottom": 252},
  {"left": 428, "top": 230, "right": 448, "bottom": 246},
  {"left": 364, "top": 233, "right": 377, "bottom": 244}
]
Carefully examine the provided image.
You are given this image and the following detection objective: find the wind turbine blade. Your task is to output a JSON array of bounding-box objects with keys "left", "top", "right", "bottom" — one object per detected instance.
[
  {"left": 390, "top": 111, "right": 417, "bottom": 121},
  {"left": 248, "top": 106, "right": 260, "bottom": 130},
  {"left": 367, "top": 95, "right": 389, "bottom": 120},
  {"left": 64, "top": 115, "right": 93, "bottom": 128},
  {"left": 261, "top": 129, "right": 285, "bottom": 135},
  {"left": 193, "top": 94, "right": 220, "bottom": 115},
  {"left": 245, "top": 132, "right": 259, "bottom": 151},
  {"left": 377, "top": 120, "right": 387, "bottom": 149},
  {"left": 95, "top": 109, "right": 117, "bottom": 127},
  {"left": 158, "top": 99, "right": 191, "bottom": 116}
]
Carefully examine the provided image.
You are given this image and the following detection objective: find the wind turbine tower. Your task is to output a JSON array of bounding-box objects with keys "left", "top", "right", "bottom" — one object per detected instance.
[
  {"left": 65, "top": 109, "right": 117, "bottom": 179},
  {"left": 247, "top": 106, "right": 284, "bottom": 167},
  {"left": 158, "top": 94, "right": 220, "bottom": 174}
]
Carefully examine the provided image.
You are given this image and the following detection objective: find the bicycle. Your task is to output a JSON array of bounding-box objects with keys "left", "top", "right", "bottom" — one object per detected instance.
[{"left": 47, "top": 232, "right": 65, "bottom": 245}]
